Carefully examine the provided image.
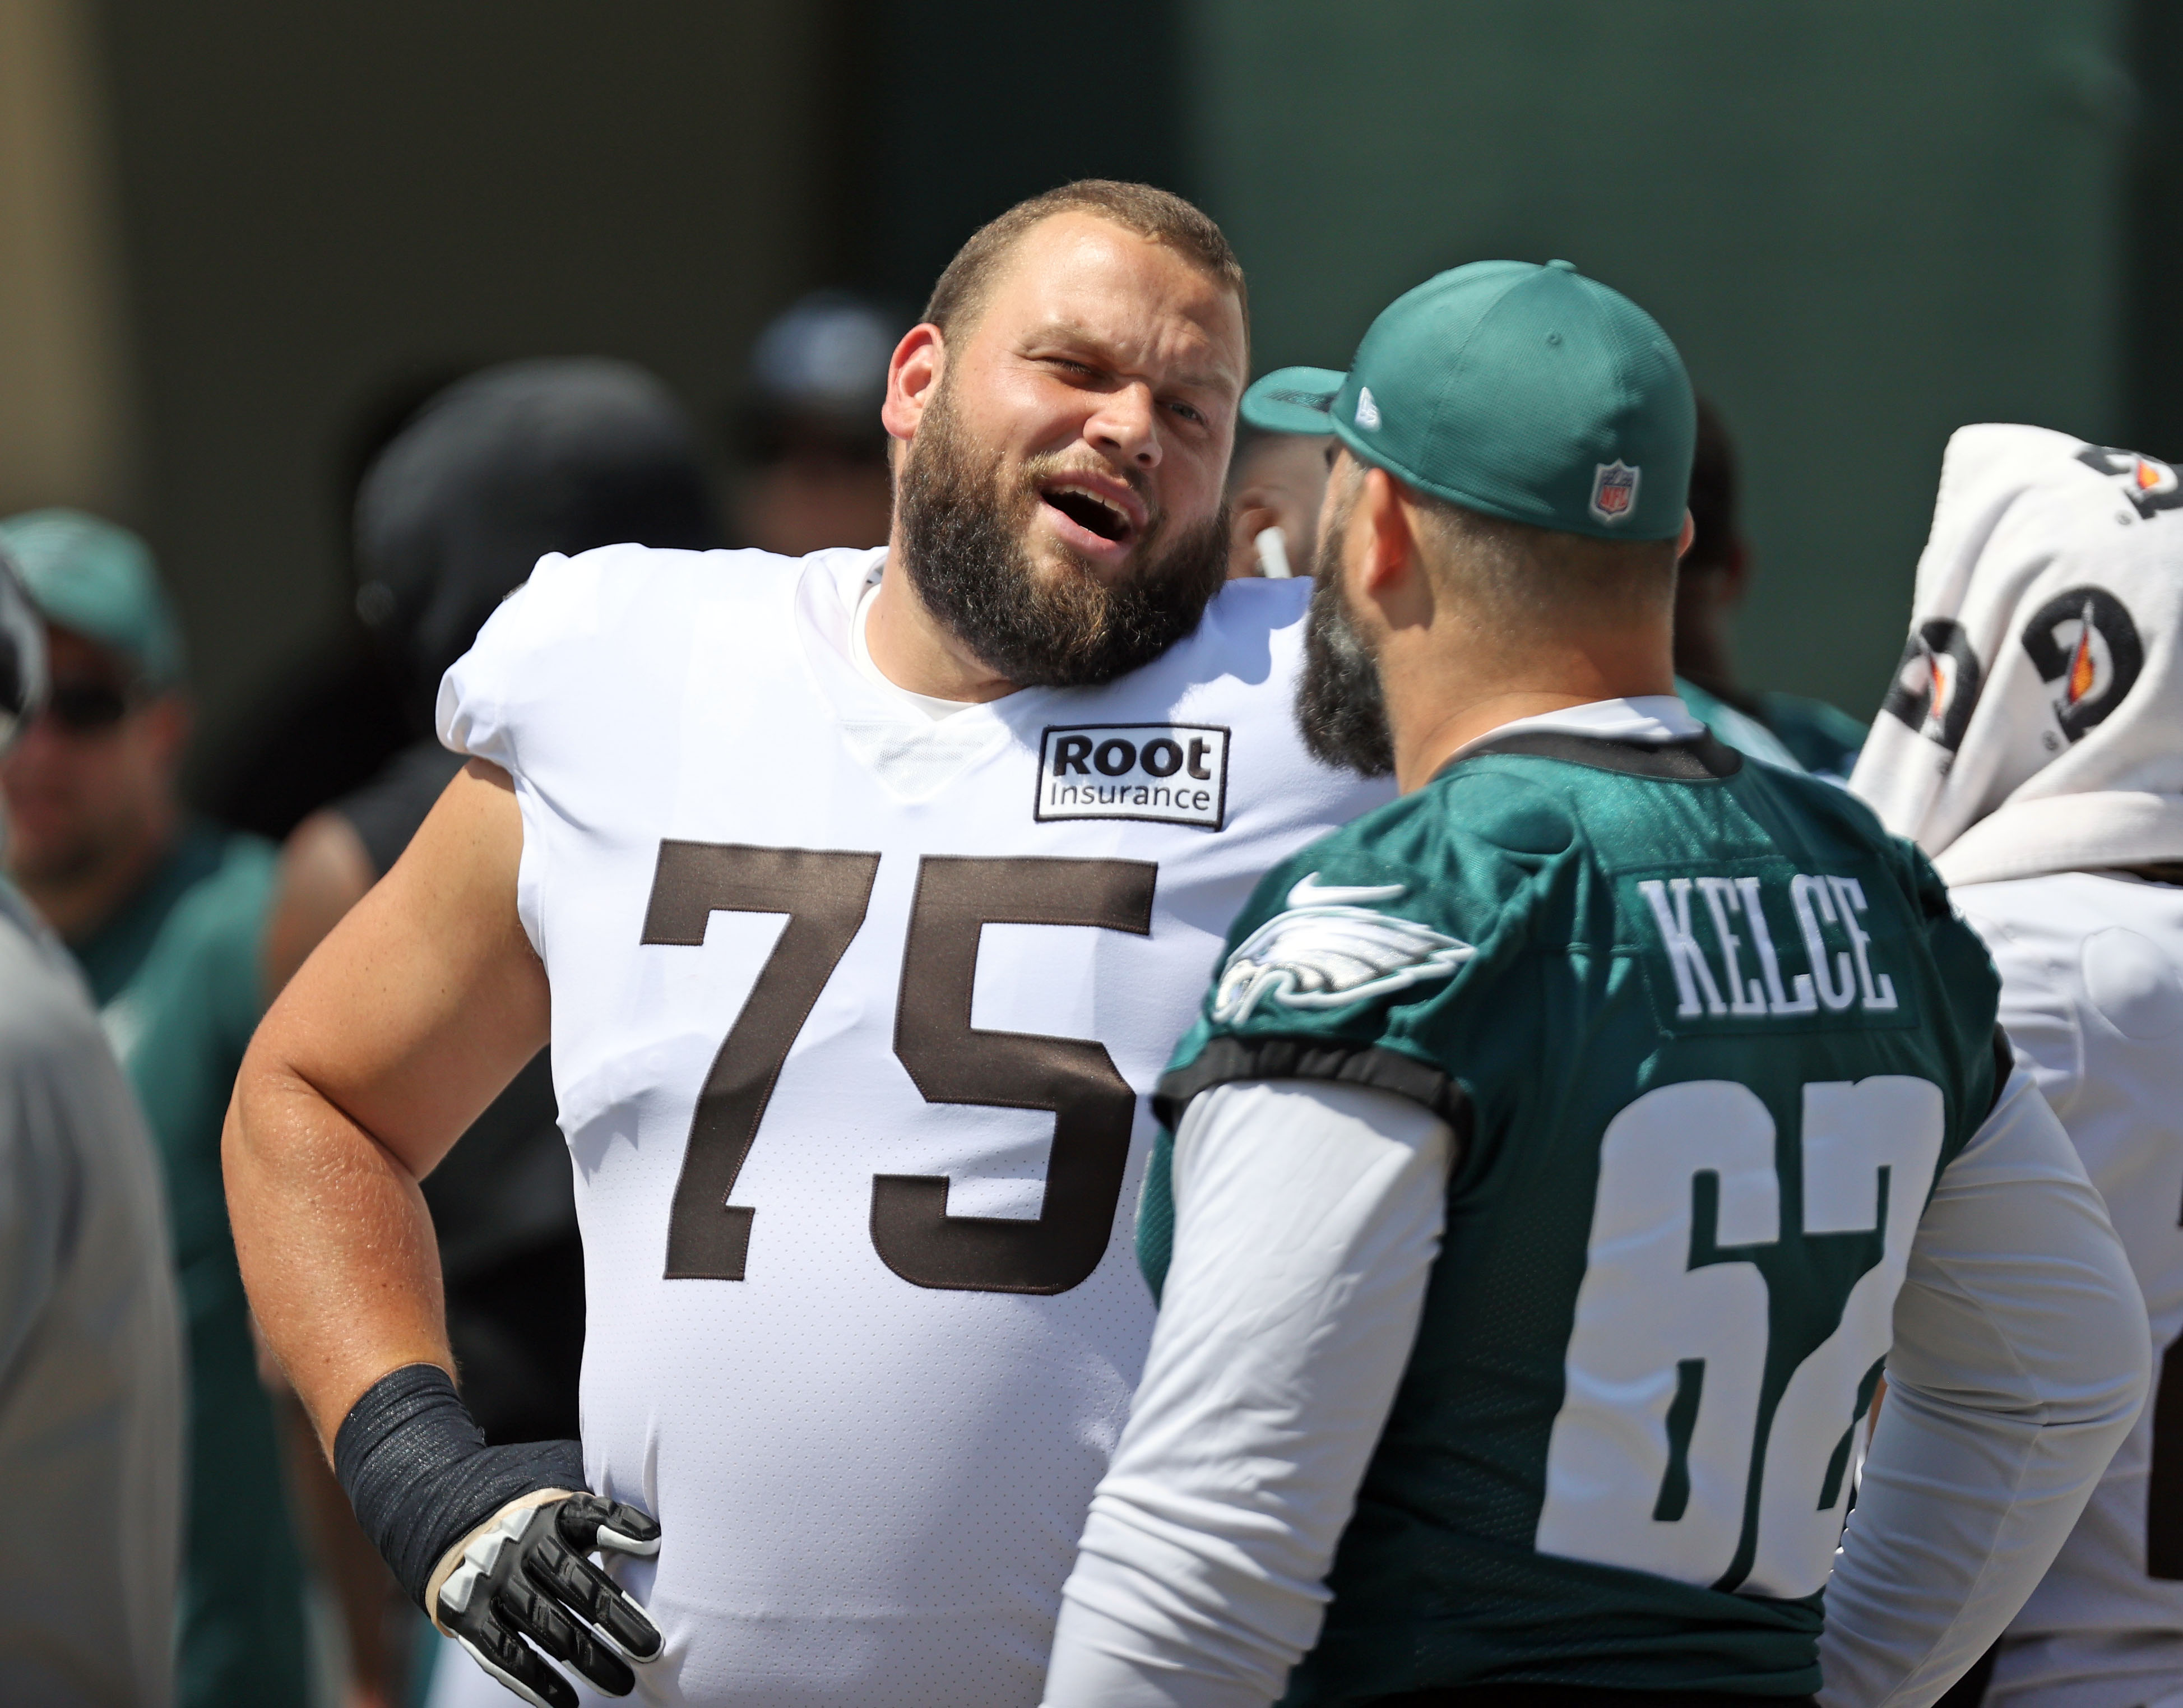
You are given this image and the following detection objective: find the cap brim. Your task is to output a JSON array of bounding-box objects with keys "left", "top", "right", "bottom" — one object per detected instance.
[{"left": 1241, "top": 367, "right": 1347, "bottom": 434}]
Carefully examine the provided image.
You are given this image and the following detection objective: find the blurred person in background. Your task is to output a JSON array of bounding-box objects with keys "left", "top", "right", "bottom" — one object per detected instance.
[
  {"left": 1225, "top": 417, "right": 1330, "bottom": 580},
  {"left": 726, "top": 290, "right": 905, "bottom": 554},
  {"left": 0, "top": 509, "right": 308, "bottom": 1707},
  {"left": 1674, "top": 397, "right": 1869, "bottom": 779},
  {"left": 263, "top": 357, "right": 721, "bottom": 1708},
  {"left": 1855, "top": 425, "right": 2183, "bottom": 1708},
  {"left": 0, "top": 540, "right": 185, "bottom": 1707},
  {"left": 194, "top": 369, "right": 479, "bottom": 849}
]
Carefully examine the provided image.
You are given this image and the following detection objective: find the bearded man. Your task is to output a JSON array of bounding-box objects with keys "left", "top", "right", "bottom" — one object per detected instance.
[
  {"left": 226, "top": 179, "right": 1388, "bottom": 1708},
  {"left": 1043, "top": 263, "right": 2148, "bottom": 1708}
]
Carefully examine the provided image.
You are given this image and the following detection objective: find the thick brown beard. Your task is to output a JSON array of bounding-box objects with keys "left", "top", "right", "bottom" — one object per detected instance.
[
  {"left": 893, "top": 382, "right": 1230, "bottom": 688},
  {"left": 1295, "top": 480, "right": 1395, "bottom": 776}
]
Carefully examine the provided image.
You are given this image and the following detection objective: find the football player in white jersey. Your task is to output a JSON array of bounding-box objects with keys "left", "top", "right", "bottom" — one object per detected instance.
[
  {"left": 1855, "top": 424, "right": 2183, "bottom": 1708},
  {"left": 225, "top": 179, "right": 1390, "bottom": 1708}
]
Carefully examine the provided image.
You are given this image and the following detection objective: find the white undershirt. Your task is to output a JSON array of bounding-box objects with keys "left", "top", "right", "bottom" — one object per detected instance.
[
  {"left": 1041, "top": 703, "right": 2150, "bottom": 1708},
  {"left": 1448, "top": 691, "right": 1704, "bottom": 755},
  {"left": 850, "top": 563, "right": 982, "bottom": 721}
]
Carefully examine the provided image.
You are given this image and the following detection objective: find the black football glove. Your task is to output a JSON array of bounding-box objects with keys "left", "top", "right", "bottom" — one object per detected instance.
[
  {"left": 431, "top": 1489, "right": 662, "bottom": 1707},
  {"left": 334, "top": 1364, "right": 664, "bottom": 1708}
]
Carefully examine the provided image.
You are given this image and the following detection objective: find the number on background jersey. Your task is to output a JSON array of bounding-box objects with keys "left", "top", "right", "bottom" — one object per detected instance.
[
  {"left": 1535, "top": 1075, "right": 1944, "bottom": 1600},
  {"left": 643, "top": 842, "right": 1155, "bottom": 1293}
]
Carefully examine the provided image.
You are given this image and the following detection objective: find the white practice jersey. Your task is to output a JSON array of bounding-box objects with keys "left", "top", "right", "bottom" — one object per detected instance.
[
  {"left": 1952, "top": 871, "right": 2183, "bottom": 1708},
  {"left": 437, "top": 544, "right": 1389, "bottom": 1706}
]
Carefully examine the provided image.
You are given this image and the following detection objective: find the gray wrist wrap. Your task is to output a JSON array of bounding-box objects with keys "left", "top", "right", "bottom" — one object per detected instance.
[{"left": 333, "top": 1363, "right": 585, "bottom": 1610}]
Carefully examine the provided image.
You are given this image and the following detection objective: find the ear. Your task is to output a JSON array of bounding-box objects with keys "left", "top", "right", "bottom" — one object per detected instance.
[
  {"left": 1358, "top": 467, "right": 1420, "bottom": 599},
  {"left": 882, "top": 324, "right": 945, "bottom": 445},
  {"left": 142, "top": 692, "right": 191, "bottom": 771},
  {"left": 1676, "top": 509, "right": 1696, "bottom": 559}
]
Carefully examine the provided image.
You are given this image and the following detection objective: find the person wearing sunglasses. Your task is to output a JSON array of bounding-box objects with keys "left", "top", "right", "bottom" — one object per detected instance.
[
  {"left": 0, "top": 536, "right": 185, "bottom": 1706},
  {"left": 0, "top": 508, "right": 310, "bottom": 1708}
]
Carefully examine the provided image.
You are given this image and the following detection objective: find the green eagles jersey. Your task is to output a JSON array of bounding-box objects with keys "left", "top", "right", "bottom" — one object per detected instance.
[
  {"left": 1672, "top": 678, "right": 1868, "bottom": 783},
  {"left": 1144, "top": 729, "right": 2005, "bottom": 1705},
  {"left": 1753, "top": 692, "right": 1867, "bottom": 782}
]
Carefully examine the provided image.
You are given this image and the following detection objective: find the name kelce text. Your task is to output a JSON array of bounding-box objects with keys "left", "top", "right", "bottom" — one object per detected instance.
[{"left": 1637, "top": 873, "right": 1898, "bottom": 1020}]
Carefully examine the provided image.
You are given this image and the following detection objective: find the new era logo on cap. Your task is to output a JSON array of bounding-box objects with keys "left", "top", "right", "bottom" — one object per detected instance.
[
  {"left": 1588, "top": 460, "right": 1640, "bottom": 525},
  {"left": 1354, "top": 387, "right": 1382, "bottom": 431}
]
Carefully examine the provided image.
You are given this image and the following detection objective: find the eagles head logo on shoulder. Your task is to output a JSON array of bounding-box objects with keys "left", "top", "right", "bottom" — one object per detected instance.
[{"left": 1211, "top": 874, "right": 1476, "bottom": 1024}]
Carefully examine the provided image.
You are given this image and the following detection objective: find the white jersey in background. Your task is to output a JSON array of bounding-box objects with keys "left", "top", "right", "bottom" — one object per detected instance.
[
  {"left": 1950, "top": 871, "right": 2183, "bottom": 1708},
  {"left": 435, "top": 543, "right": 1388, "bottom": 1706},
  {"left": 1847, "top": 423, "right": 2183, "bottom": 1707}
]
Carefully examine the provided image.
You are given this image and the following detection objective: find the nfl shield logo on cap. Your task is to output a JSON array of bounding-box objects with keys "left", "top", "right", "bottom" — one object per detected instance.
[
  {"left": 1588, "top": 460, "right": 1640, "bottom": 525},
  {"left": 1239, "top": 261, "right": 1695, "bottom": 541}
]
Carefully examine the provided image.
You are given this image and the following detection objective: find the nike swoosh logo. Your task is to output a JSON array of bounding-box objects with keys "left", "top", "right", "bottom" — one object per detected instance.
[{"left": 1286, "top": 872, "right": 1409, "bottom": 909}]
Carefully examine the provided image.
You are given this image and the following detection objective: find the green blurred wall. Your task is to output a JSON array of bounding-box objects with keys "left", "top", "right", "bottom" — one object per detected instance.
[{"left": 1186, "top": 0, "right": 2129, "bottom": 720}]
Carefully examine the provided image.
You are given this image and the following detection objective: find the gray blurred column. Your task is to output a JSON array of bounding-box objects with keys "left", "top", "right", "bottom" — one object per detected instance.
[{"left": 0, "top": 0, "right": 138, "bottom": 521}]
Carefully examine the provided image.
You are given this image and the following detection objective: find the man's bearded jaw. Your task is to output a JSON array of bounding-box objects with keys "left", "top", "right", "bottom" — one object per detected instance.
[
  {"left": 894, "top": 393, "right": 1229, "bottom": 689},
  {"left": 1295, "top": 500, "right": 1396, "bottom": 777}
]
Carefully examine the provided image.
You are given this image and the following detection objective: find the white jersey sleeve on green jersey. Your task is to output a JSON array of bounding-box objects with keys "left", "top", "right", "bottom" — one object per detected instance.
[{"left": 1046, "top": 1079, "right": 1452, "bottom": 1708}]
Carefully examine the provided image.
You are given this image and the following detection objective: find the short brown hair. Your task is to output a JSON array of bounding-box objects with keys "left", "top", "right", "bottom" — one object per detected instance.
[
  {"left": 1418, "top": 490, "right": 1676, "bottom": 629},
  {"left": 1331, "top": 452, "right": 1673, "bottom": 631},
  {"left": 922, "top": 179, "right": 1248, "bottom": 345}
]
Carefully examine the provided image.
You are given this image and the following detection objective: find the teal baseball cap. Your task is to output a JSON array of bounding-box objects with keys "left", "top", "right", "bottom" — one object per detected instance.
[
  {"left": 1243, "top": 259, "right": 1695, "bottom": 543},
  {"left": 0, "top": 508, "right": 185, "bottom": 686}
]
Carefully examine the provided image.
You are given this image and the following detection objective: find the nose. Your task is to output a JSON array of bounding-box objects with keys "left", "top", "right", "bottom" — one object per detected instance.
[{"left": 1083, "top": 382, "right": 1161, "bottom": 471}]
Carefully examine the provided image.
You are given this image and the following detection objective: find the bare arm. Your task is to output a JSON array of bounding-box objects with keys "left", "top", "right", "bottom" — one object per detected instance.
[
  {"left": 258, "top": 807, "right": 418, "bottom": 1708},
  {"left": 225, "top": 758, "right": 550, "bottom": 1450}
]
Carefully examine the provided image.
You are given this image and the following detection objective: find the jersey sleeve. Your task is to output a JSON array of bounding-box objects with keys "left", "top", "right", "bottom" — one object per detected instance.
[
  {"left": 434, "top": 546, "right": 631, "bottom": 777},
  {"left": 1049, "top": 1080, "right": 1452, "bottom": 1706},
  {"left": 1153, "top": 786, "right": 1550, "bottom": 1140},
  {"left": 433, "top": 544, "right": 656, "bottom": 962},
  {"left": 1816, "top": 1067, "right": 2147, "bottom": 1707}
]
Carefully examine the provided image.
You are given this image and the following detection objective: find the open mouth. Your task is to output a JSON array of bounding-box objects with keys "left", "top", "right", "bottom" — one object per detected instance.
[{"left": 1039, "top": 480, "right": 1141, "bottom": 548}]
